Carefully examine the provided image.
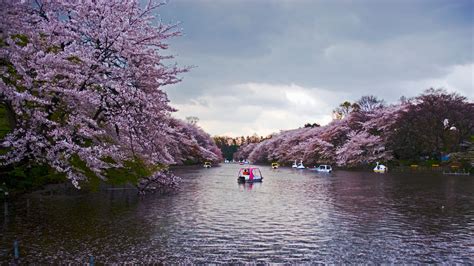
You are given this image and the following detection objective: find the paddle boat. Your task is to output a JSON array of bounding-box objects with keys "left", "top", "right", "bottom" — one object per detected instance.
[
  {"left": 237, "top": 167, "right": 263, "bottom": 183},
  {"left": 203, "top": 162, "right": 212, "bottom": 168},
  {"left": 373, "top": 162, "right": 388, "bottom": 173},
  {"left": 271, "top": 162, "right": 279, "bottom": 169},
  {"left": 292, "top": 160, "right": 298, "bottom": 168},
  {"left": 296, "top": 160, "right": 305, "bottom": 169},
  {"left": 310, "top": 164, "right": 333, "bottom": 173},
  {"left": 224, "top": 159, "right": 230, "bottom": 163}
]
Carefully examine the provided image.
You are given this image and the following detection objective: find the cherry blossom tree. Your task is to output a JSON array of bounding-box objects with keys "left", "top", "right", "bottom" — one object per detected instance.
[
  {"left": 234, "top": 99, "right": 410, "bottom": 168},
  {"left": 0, "top": 0, "right": 219, "bottom": 190},
  {"left": 168, "top": 118, "right": 222, "bottom": 164},
  {"left": 302, "top": 136, "right": 334, "bottom": 165},
  {"left": 233, "top": 142, "right": 257, "bottom": 161},
  {"left": 335, "top": 131, "right": 390, "bottom": 167}
]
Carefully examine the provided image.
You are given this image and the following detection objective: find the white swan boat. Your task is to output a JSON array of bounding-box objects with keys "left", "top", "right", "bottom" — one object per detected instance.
[
  {"left": 292, "top": 160, "right": 298, "bottom": 168},
  {"left": 374, "top": 162, "right": 388, "bottom": 173},
  {"left": 296, "top": 160, "right": 305, "bottom": 169}
]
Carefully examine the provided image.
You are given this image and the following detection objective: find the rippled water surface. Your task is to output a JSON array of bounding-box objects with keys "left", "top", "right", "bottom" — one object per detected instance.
[{"left": 1, "top": 164, "right": 473, "bottom": 263}]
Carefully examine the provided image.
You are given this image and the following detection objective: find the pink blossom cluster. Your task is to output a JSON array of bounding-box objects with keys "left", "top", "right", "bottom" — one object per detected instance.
[
  {"left": 0, "top": 0, "right": 221, "bottom": 188},
  {"left": 234, "top": 104, "right": 407, "bottom": 167}
]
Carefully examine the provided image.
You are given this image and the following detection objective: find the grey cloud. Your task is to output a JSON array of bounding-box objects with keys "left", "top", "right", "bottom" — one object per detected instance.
[{"left": 158, "top": 0, "right": 473, "bottom": 135}]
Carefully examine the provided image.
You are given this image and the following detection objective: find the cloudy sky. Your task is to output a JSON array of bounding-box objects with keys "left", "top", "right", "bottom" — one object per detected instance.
[{"left": 158, "top": 0, "right": 473, "bottom": 137}]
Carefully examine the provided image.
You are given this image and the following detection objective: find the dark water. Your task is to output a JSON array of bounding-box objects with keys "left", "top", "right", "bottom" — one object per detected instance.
[{"left": 1, "top": 164, "right": 473, "bottom": 263}]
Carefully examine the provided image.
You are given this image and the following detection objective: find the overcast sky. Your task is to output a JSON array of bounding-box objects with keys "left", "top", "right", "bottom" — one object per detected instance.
[{"left": 158, "top": 0, "right": 473, "bottom": 137}]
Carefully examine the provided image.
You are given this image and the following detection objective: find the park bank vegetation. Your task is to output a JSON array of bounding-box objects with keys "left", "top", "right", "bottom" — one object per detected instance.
[
  {"left": 235, "top": 90, "right": 473, "bottom": 169},
  {"left": 0, "top": 0, "right": 221, "bottom": 193}
]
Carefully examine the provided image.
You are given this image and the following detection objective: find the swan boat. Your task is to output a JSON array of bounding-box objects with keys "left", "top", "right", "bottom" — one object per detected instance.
[
  {"left": 292, "top": 160, "right": 305, "bottom": 169},
  {"left": 374, "top": 162, "right": 388, "bottom": 173}
]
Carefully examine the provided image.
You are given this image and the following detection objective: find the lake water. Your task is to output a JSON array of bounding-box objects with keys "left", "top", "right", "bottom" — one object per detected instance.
[{"left": 1, "top": 164, "right": 473, "bottom": 263}]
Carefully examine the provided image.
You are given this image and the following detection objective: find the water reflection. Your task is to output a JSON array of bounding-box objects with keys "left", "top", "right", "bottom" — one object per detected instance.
[
  {"left": 238, "top": 182, "right": 262, "bottom": 191},
  {"left": 1, "top": 164, "right": 473, "bottom": 263}
]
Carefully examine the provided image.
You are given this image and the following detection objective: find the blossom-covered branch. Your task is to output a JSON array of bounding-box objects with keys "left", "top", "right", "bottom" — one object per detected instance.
[{"left": 0, "top": 0, "right": 221, "bottom": 190}]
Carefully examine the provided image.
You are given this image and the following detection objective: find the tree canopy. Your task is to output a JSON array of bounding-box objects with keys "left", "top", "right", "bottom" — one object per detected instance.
[
  {"left": 0, "top": 0, "right": 221, "bottom": 192},
  {"left": 235, "top": 90, "right": 473, "bottom": 167}
]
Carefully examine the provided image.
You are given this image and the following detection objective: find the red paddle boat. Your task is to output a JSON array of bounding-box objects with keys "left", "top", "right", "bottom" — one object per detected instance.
[{"left": 237, "top": 167, "right": 263, "bottom": 183}]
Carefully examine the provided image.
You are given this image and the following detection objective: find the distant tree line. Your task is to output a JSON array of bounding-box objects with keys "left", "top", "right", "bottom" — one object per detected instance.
[
  {"left": 234, "top": 89, "right": 473, "bottom": 168},
  {"left": 213, "top": 135, "right": 267, "bottom": 161}
]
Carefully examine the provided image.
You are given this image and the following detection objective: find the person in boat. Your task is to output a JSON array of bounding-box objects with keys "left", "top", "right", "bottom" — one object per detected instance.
[{"left": 243, "top": 169, "right": 250, "bottom": 175}]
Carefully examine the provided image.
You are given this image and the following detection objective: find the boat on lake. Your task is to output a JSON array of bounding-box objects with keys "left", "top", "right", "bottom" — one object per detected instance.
[
  {"left": 374, "top": 162, "right": 388, "bottom": 173},
  {"left": 292, "top": 160, "right": 298, "bottom": 168},
  {"left": 237, "top": 167, "right": 263, "bottom": 183},
  {"left": 310, "top": 164, "right": 333, "bottom": 173},
  {"left": 203, "top": 162, "right": 212, "bottom": 168},
  {"left": 292, "top": 160, "right": 305, "bottom": 169},
  {"left": 271, "top": 162, "right": 279, "bottom": 169},
  {"left": 296, "top": 160, "right": 305, "bottom": 169},
  {"left": 239, "top": 159, "right": 250, "bottom": 165}
]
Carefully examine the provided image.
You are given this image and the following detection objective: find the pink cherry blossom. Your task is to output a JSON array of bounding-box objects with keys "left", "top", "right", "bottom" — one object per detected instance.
[
  {"left": 235, "top": 104, "right": 408, "bottom": 167},
  {"left": 0, "top": 0, "right": 221, "bottom": 189}
]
